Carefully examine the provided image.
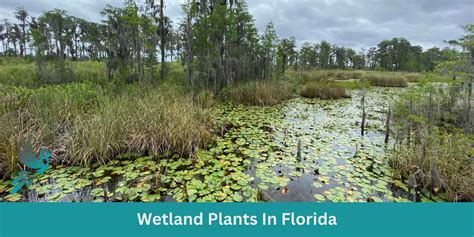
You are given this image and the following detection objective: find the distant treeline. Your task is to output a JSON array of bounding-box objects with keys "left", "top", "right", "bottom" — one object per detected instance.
[{"left": 0, "top": 1, "right": 469, "bottom": 91}]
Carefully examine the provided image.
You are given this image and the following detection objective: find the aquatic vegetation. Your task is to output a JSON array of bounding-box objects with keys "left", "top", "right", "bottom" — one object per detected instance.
[
  {"left": 296, "top": 70, "right": 365, "bottom": 84},
  {"left": 221, "top": 80, "right": 293, "bottom": 106},
  {"left": 300, "top": 82, "right": 350, "bottom": 99},
  {"left": 390, "top": 83, "right": 473, "bottom": 201},
  {"left": 392, "top": 131, "right": 473, "bottom": 201},
  {"left": 0, "top": 83, "right": 212, "bottom": 174},
  {"left": 403, "top": 73, "right": 422, "bottom": 82},
  {"left": 365, "top": 74, "right": 408, "bottom": 87},
  {"left": 0, "top": 83, "right": 450, "bottom": 203}
]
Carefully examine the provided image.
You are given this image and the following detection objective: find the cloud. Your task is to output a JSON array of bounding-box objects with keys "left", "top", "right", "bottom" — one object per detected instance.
[{"left": 0, "top": 0, "right": 472, "bottom": 50}]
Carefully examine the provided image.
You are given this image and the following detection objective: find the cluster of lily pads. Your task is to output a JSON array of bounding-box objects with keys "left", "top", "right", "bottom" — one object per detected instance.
[{"left": 0, "top": 87, "right": 445, "bottom": 202}]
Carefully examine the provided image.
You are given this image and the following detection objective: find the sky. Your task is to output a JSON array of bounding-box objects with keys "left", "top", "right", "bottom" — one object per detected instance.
[{"left": 0, "top": 0, "right": 473, "bottom": 51}]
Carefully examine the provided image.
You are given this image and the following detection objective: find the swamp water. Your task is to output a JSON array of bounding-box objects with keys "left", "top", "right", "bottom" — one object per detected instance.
[{"left": 1, "top": 88, "right": 440, "bottom": 202}]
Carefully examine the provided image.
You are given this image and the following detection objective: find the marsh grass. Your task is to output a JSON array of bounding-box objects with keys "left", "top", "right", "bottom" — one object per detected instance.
[
  {"left": 365, "top": 74, "right": 408, "bottom": 87},
  {"left": 298, "top": 70, "right": 366, "bottom": 82},
  {"left": 300, "top": 81, "right": 351, "bottom": 100},
  {"left": 392, "top": 131, "right": 473, "bottom": 201},
  {"left": 223, "top": 80, "right": 293, "bottom": 106},
  {"left": 391, "top": 83, "right": 473, "bottom": 202},
  {"left": 0, "top": 83, "right": 213, "bottom": 175},
  {"left": 0, "top": 59, "right": 108, "bottom": 88},
  {"left": 403, "top": 73, "right": 422, "bottom": 82}
]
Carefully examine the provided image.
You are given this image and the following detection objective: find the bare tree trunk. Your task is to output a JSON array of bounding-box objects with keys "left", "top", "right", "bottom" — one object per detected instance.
[
  {"left": 185, "top": 1, "right": 194, "bottom": 95},
  {"left": 468, "top": 48, "right": 473, "bottom": 124},
  {"left": 361, "top": 91, "right": 367, "bottom": 136},
  {"left": 160, "top": 0, "right": 166, "bottom": 81},
  {"left": 385, "top": 105, "right": 391, "bottom": 144}
]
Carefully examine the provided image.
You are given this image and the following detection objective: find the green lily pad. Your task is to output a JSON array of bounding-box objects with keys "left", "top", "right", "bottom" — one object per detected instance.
[{"left": 313, "top": 194, "right": 326, "bottom": 201}]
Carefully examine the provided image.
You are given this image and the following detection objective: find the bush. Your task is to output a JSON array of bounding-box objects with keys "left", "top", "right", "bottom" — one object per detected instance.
[
  {"left": 300, "top": 82, "right": 351, "bottom": 100},
  {"left": 223, "top": 80, "right": 293, "bottom": 106}
]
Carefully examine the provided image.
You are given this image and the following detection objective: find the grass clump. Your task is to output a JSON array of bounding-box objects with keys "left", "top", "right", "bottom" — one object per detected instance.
[
  {"left": 0, "top": 83, "right": 213, "bottom": 175},
  {"left": 67, "top": 90, "right": 212, "bottom": 165},
  {"left": 333, "top": 70, "right": 365, "bottom": 80},
  {"left": 403, "top": 73, "right": 422, "bottom": 82},
  {"left": 365, "top": 73, "right": 408, "bottom": 87},
  {"left": 223, "top": 80, "right": 293, "bottom": 106},
  {"left": 300, "top": 82, "right": 351, "bottom": 100},
  {"left": 392, "top": 131, "right": 473, "bottom": 202}
]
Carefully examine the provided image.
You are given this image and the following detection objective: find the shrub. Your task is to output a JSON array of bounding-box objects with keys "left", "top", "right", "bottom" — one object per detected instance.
[
  {"left": 300, "top": 82, "right": 351, "bottom": 100},
  {"left": 223, "top": 80, "right": 293, "bottom": 106}
]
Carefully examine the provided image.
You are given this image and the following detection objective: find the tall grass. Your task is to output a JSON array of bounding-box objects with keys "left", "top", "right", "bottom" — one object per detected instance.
[
  {"left": 222, "top": 80, "right": 293, "bottom": 106},
  {"left": 0, "top": 63, "right": 38, "bottom": 87},
  {"left": 298, "top": 70, "right": 366, "bottom": 82},
  {"left": 390, "top": 83, "right": 473, "bottom": 201},
  {"left": 0, "top": 83, "right": 213, "bottom": 176},
  {"left": 365, "top": 74, "right": 408, "bottom": 87},
  {"left": 392, "top": 131, "right": 473, "bottom": 201},
  {"left": 300, "top": 81, "right": 351, "bottom": 100},
  {"left": 403, "top": 73, "right": 422, "bottom": 82},
  {"left": 0, "top": 59, "right": 107, "bottom": 87}
]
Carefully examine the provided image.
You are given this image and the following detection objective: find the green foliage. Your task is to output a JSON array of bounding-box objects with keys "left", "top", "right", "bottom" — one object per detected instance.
[
  {"left": 0, "top": 62, "right": 37, "bottom": 87},
  {"left": 222, "top": 80, "right": 293, "bottom": 106},
  {"left": 391, "top": 83, "right": 473, "bottom": 201},
  {"left": 300, "top": 82, "right": 350, "bottom": 100},
  {"left": 0, "top": 83, "right": 213, "bottom": 175},
  {"left": 392, "top": 130, "right": 473, "bottom": 201},
  {"left": 365, "top": 73, "right": 408, "bottom": 87},
  {"left": 0, "top": 59, "right": 107, "bottom": 87}
]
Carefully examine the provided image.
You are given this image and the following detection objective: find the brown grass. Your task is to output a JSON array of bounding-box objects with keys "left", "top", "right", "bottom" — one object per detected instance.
[
  {"left": 365, "top": 74, "right": 408, "bottom": 87},
  {"left": 223, "top": 80, "right": 293, "bottom": 106},
  {"left": 0, "top": 83, "right": 213, "bottom": 175},
  {"left": 300, "top": 82, "right": 351, "bottom": 100}
]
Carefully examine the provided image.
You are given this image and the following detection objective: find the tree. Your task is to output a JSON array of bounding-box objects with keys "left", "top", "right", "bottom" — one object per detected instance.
[
  {"left": 335, "top": 46, "right": 346, "bottom": 69},
  {"left": 319, "top": 41, "right": 331, "bottom": 69},
  {"left": 276, "top": 37, "right": 296, "bottom": 76},
  {"left": 159, "top": 0, "right": 166, "bottom": 80},
  {"left": 102, "top": 2, "right": 145, "bottom": 82},
  {"left": 261, "top": 22, "right": 278, "bottom": 80},
  {"left": 14, "top": 7, "right": 29, "bottom": 57}
]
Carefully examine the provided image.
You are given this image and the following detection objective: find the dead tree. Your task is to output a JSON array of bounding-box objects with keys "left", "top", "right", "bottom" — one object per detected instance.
[
  {"left": 361, "top": 90, "right": 367, "bottom": 136},
  {"left": 385, "top": 105, "right": 391, "bottom": 144}
]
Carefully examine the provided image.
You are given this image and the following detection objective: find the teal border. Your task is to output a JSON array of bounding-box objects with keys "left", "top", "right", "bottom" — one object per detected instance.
[{"left": 0, "top": 203, "right": 472, "bottom": 237}]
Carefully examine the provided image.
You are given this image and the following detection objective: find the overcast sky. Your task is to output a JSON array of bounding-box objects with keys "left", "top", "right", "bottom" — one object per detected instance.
[{"left": 1, "top": 0, "right": 473, "bottom": 51}]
